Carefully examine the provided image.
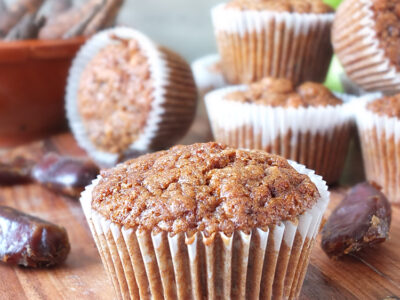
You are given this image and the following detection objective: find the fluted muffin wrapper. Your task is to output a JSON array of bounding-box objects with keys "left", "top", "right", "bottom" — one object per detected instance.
[
  {"left": 66, "top": 27, "right": 197, "bottom": 167},
  {"left": 205, "top": 86, "right": 353, "bottom": 184},
  {"left": 80, "top": 161, "right": 329, "bottom": 300},
  {"left": 211, "top": 4, "right": 334, "bottom": 85},
  {"left": 333, "top": 0, "right": 400, "bottom": 93},
  {"left": 191, "top": 54, "right": 227, "bottom": 142},
  {"left": 355, "top": 98, "right": 400, "bottom": 204},
  {"left": 191, "top": 54, "right": 227, "bottom": 98}
]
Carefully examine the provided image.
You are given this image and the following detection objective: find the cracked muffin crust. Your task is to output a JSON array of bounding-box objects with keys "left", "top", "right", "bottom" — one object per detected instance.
[
  {"left": 332, "top": 0, "right": 400, "bottom": 93},
  {"left": 371, "top": 0, "right": 400, "bottom": 70},
  {"left": 225, "top": 78, "right": 342, "bottom": 108},
  {"left": 78, "top": 37, "right": 153, "bottom": 154},
  {"left": 91, "top": 142, "right": 319, "bottom": 236},
  {"left": 225, "top": 0, "right": 333, "bottom": 13},
  {"left": 367, "top": 93, "right": 400, "bottom": 118}
]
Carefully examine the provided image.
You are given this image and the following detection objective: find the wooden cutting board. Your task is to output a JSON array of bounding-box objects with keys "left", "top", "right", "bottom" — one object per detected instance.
[{"left": 0, "top": 133, "right": 399, "bottom": 300}]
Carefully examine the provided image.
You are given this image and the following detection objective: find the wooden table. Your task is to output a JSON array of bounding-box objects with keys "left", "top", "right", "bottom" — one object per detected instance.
[{"left": 0, "top": 133, "right": 399, "bottom": 300}]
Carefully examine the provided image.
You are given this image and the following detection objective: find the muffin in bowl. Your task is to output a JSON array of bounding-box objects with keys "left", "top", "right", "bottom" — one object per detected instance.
[{"left": 80, "top": 142, "right": 329, "bottom": 299}]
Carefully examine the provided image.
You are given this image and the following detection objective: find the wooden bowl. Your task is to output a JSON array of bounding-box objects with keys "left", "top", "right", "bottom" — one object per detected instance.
[{"left": 0, "top": 37, "right": 86, "bottom": 148}]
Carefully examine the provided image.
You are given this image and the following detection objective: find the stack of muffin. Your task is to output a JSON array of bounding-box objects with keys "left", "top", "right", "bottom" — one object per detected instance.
[
  {"left": 333, "top": 0, "right": 400, "bottom": 206},
  {"left": 197, "top": 0, "right": 400, "bottom": 206},
  {"left": 203, "top": 0, "right": 351, "bottom": 187},
  {"left": 63, "top": 0, "right": 400, "bottom": 299}
]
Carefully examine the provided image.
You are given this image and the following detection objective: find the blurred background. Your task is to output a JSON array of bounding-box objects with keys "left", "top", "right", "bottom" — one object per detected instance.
[
  {"left": 0, "top": 0, "right": 343, "bottom": 149},
  {"left": 2, "top": 0, "right": 343, "bottom": 62},
  {"left": 119, "top": 0, "right": 220, "bottom": 61},
  {"left": 120, "top": 0, "right": 342, "bottom": 62}
]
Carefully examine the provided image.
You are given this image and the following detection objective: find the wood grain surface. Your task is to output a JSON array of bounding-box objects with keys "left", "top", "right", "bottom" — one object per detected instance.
[{"left": 0, "top": 133, "right": 399, "bottom": 300}]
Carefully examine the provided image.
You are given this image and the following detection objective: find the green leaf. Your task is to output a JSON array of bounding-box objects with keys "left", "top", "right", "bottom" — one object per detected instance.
[
  {"left": 323, "top": 0, "right": 342, "bottom": 9},
  {"left": 324, "top": 55, "right": 344, "bottom": 92}
]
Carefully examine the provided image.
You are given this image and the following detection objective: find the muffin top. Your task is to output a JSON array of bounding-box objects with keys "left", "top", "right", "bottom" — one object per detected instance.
[
  {"left": 367, "top": 94, "right": 400, "bottom": 118},
  {"left": 371, "top": 0, "right": 400, "bottom": 69},
  {"left": 78, "top": 37, "right": 153, "bottom": 154},
  {"left": 92, "top": 142, "right": 320, "bottom": 236},
  {"left": 225, "top": 0, "right": 333, "bottom": 13},
  {"left": 225, "top": 78, "right": 342, "bottom": 108}
]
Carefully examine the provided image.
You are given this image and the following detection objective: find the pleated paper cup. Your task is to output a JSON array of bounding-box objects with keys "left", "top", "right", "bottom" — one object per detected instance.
[
  {"left": 191, "top": 54, "right": 227, "bottom": 98},
  {"left": 66, "top": 27, "right": 197, "bottom": 167},
  {"left": 211, "top": 3, "right": 334, "bottom": 85},
  {"left": 80, "top": 161, "right": 329, "bottom": 300},
  {"left": 333, "top": 0, "right": 400, "bottom": 93},
  {"left": 205, "top": 86, "right": 354, "bottom": 184},
  {"left": 356, "top": 100, "right": 400, "bottom": 204},
  {"left": 190, "top": 54, "right": 227, "bottom": 142}
]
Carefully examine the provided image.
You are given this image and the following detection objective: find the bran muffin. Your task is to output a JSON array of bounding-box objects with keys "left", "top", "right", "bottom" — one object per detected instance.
[
  {"left": 211, "top": 0, "right": 334, "bottom": 85},
  {"left": 66, "top": 27, "right": 197, "bottom": 167},
  {"left": 191, "top": 54, "right": 227, "bottom": 99},
  {"left": 80, "top": 142, "right": 329, "bottom": 299},
  {"left": 190, "top": 54, "right": 228, "bottom": 142},
  {"left": 205, "top": 78, "right": 353, "bottom": 184},
  {"left": 356, "top": 94, "right": 400, "bottom": 203},
  {"left": 333, "top": 0, "right": 400, "bottom": 93}
]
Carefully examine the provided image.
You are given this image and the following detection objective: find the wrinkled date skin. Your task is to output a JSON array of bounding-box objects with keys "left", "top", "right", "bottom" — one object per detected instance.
[
  {"left": 0, "top": 156, "right": 34, "bottom": 185},
  {"left": 0, "top": 139, "right": 57, "bottom": 186},
  {"left": 32, "top": 153, "right": 99, "bottom": 198},
  {"left": 0, "top": 206, "right": 70, "bottom": 268},
  {"left": 321, "top": 182, "right": 391, "bottom": 258}
]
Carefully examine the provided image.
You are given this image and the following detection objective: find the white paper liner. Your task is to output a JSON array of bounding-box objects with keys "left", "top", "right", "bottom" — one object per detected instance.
[
  {"left": 333, "top": 0, "right": 400, "bottom": 93},
  {"left": 205, "top": 86, "right": 353, "bottom": 184},
  {"left": 80, "top": 161, "right": 329, "bottom": 299},
  {"left": 211, "top": 3, "right": 334, "bottom": 85},
  {"left": 340, "top": 73, "right": 371, "bottom": 96},
  {"left": 355, "top": 97, "right": 400, "bottom": 204},
  {"left": 66, "top": 27, "right": 196, "bottom": 167},
  {"left": 191, "top": 54, "right": 227, "bottom": 98}
]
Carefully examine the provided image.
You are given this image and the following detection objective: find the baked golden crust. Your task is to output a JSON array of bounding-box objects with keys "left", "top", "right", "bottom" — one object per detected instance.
[
  {"left": 367, "top": 94, "right": 400, "bottom": 118},
  {"left": 225, "top": 0, "right": 333, "bottom": 13},
  {"left": 225, "top": 78, "right": 342, "bottom": 108},
  {"left": 78, "top": 38, "right": 153, "bottom": 153},
  {"left": 92, "top": 142, "right": 319, "bottom": 236},
  {"left": 371, "top": 0, "right": 400, "bottom": 69}
]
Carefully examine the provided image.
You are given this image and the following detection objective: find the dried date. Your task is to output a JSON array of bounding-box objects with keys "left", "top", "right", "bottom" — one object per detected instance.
[
  {"left": 38, "top": 0, "right": 104, "bottom": 39},
  {"left": 0, "top": 0, "right": 44, "bottom": 37},
  {"left": 0, "top": 156, "right": 34, "bottom": 185},
  {"left": 321, "top": 182, "right": 391, "bottom": 258},
  {"left": 0, "top": 139, "right": 58, "bottom": 185},
  {"left": 5, "top": 12, "right": 45, "bottom": 41},
  {"left": 0, "top": 206, "right": 70, "bottom": 268},
  {"left": 48, "top": 0, "right": 72, "bottom": 16},
  {"left": 32, "top": 153, "right": 99, "bottom": 198}
]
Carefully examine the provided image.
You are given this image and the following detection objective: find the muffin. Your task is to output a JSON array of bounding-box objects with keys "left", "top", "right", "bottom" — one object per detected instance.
[
  {"left": 211, "top": 0, "right": 334, "bottom": 85},
  {"left": 66, "top": 27, "right": 197, "bottom": 167},
  {"left": 191, "top": 54, "right": 227, "bottom": 98},
  {"left": 80, "top": 142, "right": 329, "bottom": 299},
  {"left": 205, "top": 78, "right": 353, "bottom": 184},
  {"left": 189, "top": 54, "right": 228, "bottom": 143},
  {"left": 333, "top": 0, "right": 400, "bottom": 93},
  {"left": 356, "top": 94, "right": 400, "bottom": 204}
]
